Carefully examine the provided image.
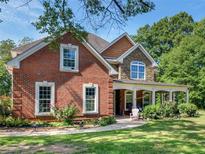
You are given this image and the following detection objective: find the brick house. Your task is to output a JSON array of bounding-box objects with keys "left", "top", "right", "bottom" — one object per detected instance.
[{"left": 7, "top": 32, "right": 189, "bottom": 120}]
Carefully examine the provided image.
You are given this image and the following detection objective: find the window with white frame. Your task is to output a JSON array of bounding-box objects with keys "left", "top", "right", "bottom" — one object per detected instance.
[
  {"left": 125, "top": 90, "right": 133, "bottom": 111},
  {"left": 83, "top": 84, "right": 98, "bottom": 113},
  {"left": 130, "top": 60, "right": 145, "bottom": 80},
  {"left": 35, "top": 82, "right": 55, "bottom": 116},
  {"left": 60, "top": 44, "right": 79, "bottom": 72}
]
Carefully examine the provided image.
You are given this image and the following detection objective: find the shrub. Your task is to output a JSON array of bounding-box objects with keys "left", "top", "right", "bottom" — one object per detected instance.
[
  {"left": 97, "top": 116, "right": 116, "bottom": 126},
  {"left": 159, "top": 101, "right": 179, "bottom": 118},
  {"left": 0, "top": 96, "right": 12, "bottom": 117},
  {"left": 53, "top": 104, "right": 79, "bottom": 125},
  {"left": 178, "top": 103, "right": 198, "bottom": 117},
  {"left": 143, "top": 104, "right": 161, "bottom": 119},
  {"left": 0, "top": 116, "right": 31, "bottom": 127},
  {"left": 143, "top": 102, "right": 180, "bottom": 119}
]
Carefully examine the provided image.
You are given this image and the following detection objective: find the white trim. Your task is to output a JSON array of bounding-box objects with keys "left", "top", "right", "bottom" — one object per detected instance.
[
  {"left": 7, "top": 42, "right": 49, "bottom": 68},
  {"left": 7, "top": 37, "right": 117, "bottom": 76},
  {"left": 60, "top": 43, "right": 79, "bottom": 72},
  {"left": 35, "top": 81, "right": 55, "bottom": 116},
  {"left": 100, "top": 32, "right": 136, "bottom": 53},
  {"left": 117, "top": 44, "right": 158, "bottom": 67},
  {"left": 113, "top": 82, "right": 189, "bottom": 92},
  {"left": 124, "top": 90, "right": 133, "bottom": 111},
  {"left": 83, "top": 83, "right": 99, "bottom": 114},
  {"left": 130, "top": 60, "right": 146, "bottom": 80}
]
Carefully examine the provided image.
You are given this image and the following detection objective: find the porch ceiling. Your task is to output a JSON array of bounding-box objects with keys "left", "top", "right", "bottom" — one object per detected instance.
[{"left": 113, "top": 79, "right": 189, "bottom": 92}]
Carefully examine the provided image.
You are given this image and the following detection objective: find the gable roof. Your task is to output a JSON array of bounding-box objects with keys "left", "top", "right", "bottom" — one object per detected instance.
[
  {"left": 7, "top": 33, "right": 117, "bottom": 75},
  {"left": 107, "top": 43, "right": 158, "bottom": 67},
  {"left": 86, "top": 33, "right": 109, "bottom": 52},
  {"left": 11, "top": 33, "right": 109, "bottom": 57},
  {"left": 99, "top": 32, "right": 136, "bottom": 54}
]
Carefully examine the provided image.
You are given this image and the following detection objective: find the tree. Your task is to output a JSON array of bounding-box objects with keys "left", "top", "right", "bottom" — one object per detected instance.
[
  {"left": 0, "top": 39, "right": 16, "bottom": 62},
  {"left": 18, "top": 37, "right": 33, "bottom": 46},
  {"left": 33, "top": 0, "right": 155, "bottom": 41},
  {"left": 0, "top": 0, "right": 9, "bottom": 23},
  {"left": 158, "top": 35, "right": 205, "bottom": 108},
  {"left": 133, "top": 12, "right": 194, "bottom": 60},
  {"left": 0, "top": 39, "right": 15, "bottom": 96},
  {"left": 0, "top": 61, "right": 11, "bottom": 96}
]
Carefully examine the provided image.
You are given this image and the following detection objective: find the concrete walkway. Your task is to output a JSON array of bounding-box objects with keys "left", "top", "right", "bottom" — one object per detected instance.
[{"left": 0, "top": 119, "right": 145, "bottom": 137}]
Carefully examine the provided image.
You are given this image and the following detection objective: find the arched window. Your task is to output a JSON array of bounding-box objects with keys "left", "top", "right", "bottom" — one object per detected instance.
[{"left": 130, "top": 61, "right": 145, "bottom": 80}]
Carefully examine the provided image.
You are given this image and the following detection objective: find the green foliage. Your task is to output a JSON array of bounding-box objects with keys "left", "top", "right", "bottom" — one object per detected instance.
[
  {"left": 133, "top": 12, "right": 194, "bottom": 60},
  {"left": 18, "top": 37, "right": 33, "bottom": 46},
  {"left": 53, "top": 104, "right": 79, "bottom": 125},
  {"left": 143, "top": 102, "right": 186, "bottom": 119},
  {"left": 32, "top": 0, "right": 88, "bottom": 43},
  {"left": 159, "top": 101, "right": 179, "bottom": 118},
  {"left": 0, "top": 116, "right": 31, "bottom": 127},
  {"left": 33, "top": 0, "right": 154, "bottom": 42},
  {"left": 0, "top": 61, "right": 11, "bottom": 96},
  {"left": 159, "top": 35, "right": 205, "bottom": 108},
  {"left": 143, "top": 104, "right": 161, "bottom": 119},
  {"left": 97, "top": 116, "right": 116, "bottom": 126},
  {"left": 0, "top": 39, "right": 15, "bottom": 62},
  {"left": 178, "top": 103, "right": 198, "bottom": 117},
  {"left": 0, "top": 96, "right": 12, "bottom": 117}
]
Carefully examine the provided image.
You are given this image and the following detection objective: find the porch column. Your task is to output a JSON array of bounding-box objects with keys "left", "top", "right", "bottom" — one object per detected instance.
[
  {"left": 133, "top": 90, "right": 137, "bottom": 108},
  {"left": 186, "top": 89, "right": 189, "bottom": 103},
  {"left": 152, "top": 90, "right": 156, "bottom": 105},
  {"left": 169, "top": 90, "right": 173, "bottom": 102}
]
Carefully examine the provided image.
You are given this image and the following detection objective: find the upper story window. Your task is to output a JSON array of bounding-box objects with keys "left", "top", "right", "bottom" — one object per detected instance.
[
  {"left": 130, "top": 60, "right": 145, "bottom": 80},
  {"left": 60, "top": 44, "right": 79, "bottom": 72}
]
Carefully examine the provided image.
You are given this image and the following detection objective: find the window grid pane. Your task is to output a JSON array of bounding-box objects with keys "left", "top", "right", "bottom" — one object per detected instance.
[
  {"left": 131, "top": 61, "right": 145, "bottom": 79},
  {"left": 39, "top": 86, "right": 51, "bottom": 113},
  {"left": 85, "top": 87, "right": 96, "bottom": 112},
  {"left": 63, "top": 48, "right": 76, "bottom": 69}
]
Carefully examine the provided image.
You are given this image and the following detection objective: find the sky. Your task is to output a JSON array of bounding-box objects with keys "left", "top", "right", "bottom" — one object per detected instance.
[{"left": 0, "top": 0, "right": 205, "bottom": 43}]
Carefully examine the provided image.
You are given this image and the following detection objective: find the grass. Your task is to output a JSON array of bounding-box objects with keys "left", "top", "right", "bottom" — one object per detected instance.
[{"left": 0, "top": 111, "right": 205, "bottom": 154}]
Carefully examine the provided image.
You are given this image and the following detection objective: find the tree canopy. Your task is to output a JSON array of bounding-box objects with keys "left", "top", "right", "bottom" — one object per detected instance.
[
  {"left": 0, "top": 39, "right": 15, "bottom": 62},
  {"left": 33, "top": 0, "right": 155, "bottom": 40},
  {"left": 133, "top": 12, "right": 194, "bottom": 60}
]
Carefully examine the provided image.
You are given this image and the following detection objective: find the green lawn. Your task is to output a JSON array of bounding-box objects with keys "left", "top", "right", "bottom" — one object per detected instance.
[{"left": 1, "top": 111, "right": 205, "bottom": 154}]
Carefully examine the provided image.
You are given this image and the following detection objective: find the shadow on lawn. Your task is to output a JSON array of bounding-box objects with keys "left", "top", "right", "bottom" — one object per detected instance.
[{"left": 0, "top": 119, "right": 205, "bottom": 154}]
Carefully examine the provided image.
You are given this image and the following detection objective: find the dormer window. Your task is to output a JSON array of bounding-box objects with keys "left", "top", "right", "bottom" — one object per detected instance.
[
  {"left": 130, "top": 60, "right": 145, "bottom": 80},
  {"left": 60, "top": 44, "right": 79, "bottom": 72}
]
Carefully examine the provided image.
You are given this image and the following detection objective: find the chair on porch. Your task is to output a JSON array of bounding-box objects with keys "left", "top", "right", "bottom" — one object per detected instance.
[{"left": 130, "top": 108, "right": 139, "bottom": 120}]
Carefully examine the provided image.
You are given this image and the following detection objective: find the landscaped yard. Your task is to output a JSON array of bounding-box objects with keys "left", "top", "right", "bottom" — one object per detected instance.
[{"left": 0, "top": 111, "right": 205, "bottom": 154}]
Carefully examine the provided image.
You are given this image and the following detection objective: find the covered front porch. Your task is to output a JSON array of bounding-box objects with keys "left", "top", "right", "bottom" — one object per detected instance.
[{"left": 113, "top": 79, "right": 189, "bottom": 116}]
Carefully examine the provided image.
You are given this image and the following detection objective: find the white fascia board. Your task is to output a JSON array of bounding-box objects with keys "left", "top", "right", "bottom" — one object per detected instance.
[
  {"left": 7, "top": 36, "right": 118, "bottom": 75},
  {"left": 7, "top": 41, "right": 48, "bottom": 68},
  {"left": 99, "top": 32, "right": 136, "bottom": 53},
  {"left": 82, "top": 41, "right": 118, "bottom": 75},
  {"left": 117, "top": 44, "right": 158, "bottom": 67}
]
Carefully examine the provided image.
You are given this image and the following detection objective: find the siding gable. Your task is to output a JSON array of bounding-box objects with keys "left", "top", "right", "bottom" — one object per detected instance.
[{"left": 102, "top": 36, "right": 134, "bottom": 58}]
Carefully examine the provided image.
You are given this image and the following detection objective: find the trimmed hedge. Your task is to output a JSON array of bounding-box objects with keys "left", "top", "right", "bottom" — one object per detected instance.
[{"left": 143, "top": 102, "right": 198, "bottom": 119}]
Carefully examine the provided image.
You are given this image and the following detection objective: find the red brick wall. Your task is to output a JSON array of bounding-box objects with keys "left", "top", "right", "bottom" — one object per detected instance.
[{"left": 12, "top": 33, "right": 113, "bottom": 119}]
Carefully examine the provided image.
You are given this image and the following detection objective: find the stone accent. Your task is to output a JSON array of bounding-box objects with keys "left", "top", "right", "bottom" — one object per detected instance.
[{"left": 120, "top": 48, "right": 155, "bottom": 81}]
